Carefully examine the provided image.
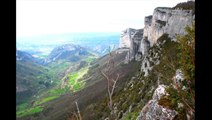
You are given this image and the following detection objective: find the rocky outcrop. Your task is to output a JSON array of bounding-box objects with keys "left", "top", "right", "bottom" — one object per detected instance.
[
  {"left": 120, "top": 28, "right": 136, "bottom": 48},
  {"left": 142, "top": 7, "right": 194, "bottom": 47},
  {"left": 139, "top": 37, "right": 150, "bottom": 57},
  {"left": 140, "top": 40, "right": 163, "bottom": 76},
  {"left": 119, "top": 28, "right": 143, "bottom": 63},
  {"left": 136, "top": 85, "right": 177, "bottom": 120}
]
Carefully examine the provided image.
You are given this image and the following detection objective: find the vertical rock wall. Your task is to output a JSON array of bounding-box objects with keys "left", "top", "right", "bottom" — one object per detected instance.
[
  {"left": 142, "top": 7, "right": 194, "bottom": 47},
  {"left": 119, "top": 28, "right": 143, "bottom": 63}
]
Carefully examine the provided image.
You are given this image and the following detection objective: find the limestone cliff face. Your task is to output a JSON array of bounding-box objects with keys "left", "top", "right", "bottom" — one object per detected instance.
[
  {"left": 120, "top": 7, "right": 194, "bottom": 63},
  {"left": 120, "top": 28, "right": 136, "bottom": 48},
  {"left": 116, "top": 2, "right": 195, "bottom": 120},
  {"left": 142, "top": 7, "right": 194, "bottom": 47},
  {"left": 119, "top": 28, "right": 143, "bottom": 63}
]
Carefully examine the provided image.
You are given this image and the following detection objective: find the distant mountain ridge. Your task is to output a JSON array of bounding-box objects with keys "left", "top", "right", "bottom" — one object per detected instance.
[
  {"left": 44, "top": 44, "right": 94, "bottom": 64},
  {"left": 16, "top": 50, "right": 42, "bottom": 64},
  {"left": 17, "top": 32, "right": 120, "bottom": 58}
]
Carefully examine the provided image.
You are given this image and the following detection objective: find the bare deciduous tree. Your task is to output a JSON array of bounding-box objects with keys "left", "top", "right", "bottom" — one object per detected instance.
[
  {"left": 100, "top": 46, "right": 120, "bottom": 111},
  {"left": 68, "top": 101, "right": 82, "bottom": 120},
  {"left": 75, "top": 101, "right": 82, "bottom": 120}
]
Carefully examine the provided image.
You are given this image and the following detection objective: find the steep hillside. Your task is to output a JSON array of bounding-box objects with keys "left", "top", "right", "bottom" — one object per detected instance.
[
  {"left": 83, "top": 24, "right": 194, "bottom": 119},
  {"left": 17, "top": 49, "right": 142, "bottom": 120},
  {"left": 16, "top": 50, "right": 50, "bottom": 105},
  {"left": 81, "top": 33, "right": 177, "bottom": 119}
]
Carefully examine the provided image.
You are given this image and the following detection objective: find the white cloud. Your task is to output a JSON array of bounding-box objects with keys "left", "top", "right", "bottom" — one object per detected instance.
[{"left": 17, "top": 0, "right": 187, "bottom": 37}]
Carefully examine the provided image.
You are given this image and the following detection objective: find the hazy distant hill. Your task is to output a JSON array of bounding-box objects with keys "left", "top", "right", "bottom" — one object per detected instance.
[
  {"left": 17, "top": 32, "right": 119, "bottom": 58},
  {"left": 44, "top": 44, "right": 93, "bottom": 64}
]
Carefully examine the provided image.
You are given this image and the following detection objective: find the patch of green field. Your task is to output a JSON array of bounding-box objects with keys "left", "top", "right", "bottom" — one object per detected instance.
[
  {"left": 68, "top": 72, "right": 78, "bottom": 85},
  {"left": 16, "top": 106, "right": 43, "bottom": 118},
  {"left": 35, "top": 96, "right": 59, "bottom": 105},
  {"left": 18, "top": 88, "right": 67, "bottom": 117},
  {"left": 73, "top": 82, "right": 82, "bottom": 91},
  {"left": 122, "top": 112, "right": 139, "bottom": 120},
  {"left": 68, "top": 67, "right": 88, "bottom": 92},
  {"left": 48, "top": 88, "right": 67, "bottom": 96}
]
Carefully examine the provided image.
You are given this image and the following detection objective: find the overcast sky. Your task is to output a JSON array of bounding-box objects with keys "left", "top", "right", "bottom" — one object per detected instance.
[{"left": 17, "top": 0, "right": 187, "bottom": 37}]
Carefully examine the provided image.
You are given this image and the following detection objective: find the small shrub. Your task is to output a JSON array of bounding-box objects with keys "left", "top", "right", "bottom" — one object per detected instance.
[
  {"left": 157, "top": 34, "right": 171, "bottom": 43},
  {"left": 144, "top": 62, "right": 147, "bottom": 68},
  {"left": 173, "top": 108, "right": 187, "bottom": 120},
  {"left": 122, "top": 112, "right": 139, "bottom": 120},
  {"left": 121, "top": 103, "right": 129, "bottom": 112},
  {"left": 149, "top": 61, "right": 154, "bottom": 66},
  {"left": 156, "top": 20, "right": 166, "bottom": 27},
  {"left": 173, "top": 1, "right": 195, "bottom": 14},
  {"left": 158, "top": 97, "right": 175, "bottom": 110}
]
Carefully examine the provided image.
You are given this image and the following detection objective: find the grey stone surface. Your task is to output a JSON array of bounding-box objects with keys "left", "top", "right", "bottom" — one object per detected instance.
[
  {"left": 119, "top": 28, "right": 143, "bottom": 62},
  {"left": 143, "top": 8, "right": 194, "bottom": 47},
  {"left": 119, "top": 8, "right": 194, "bottom": 64},
  {"left": 136, "top": 85, "right": 177, "bottom": 120}
]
